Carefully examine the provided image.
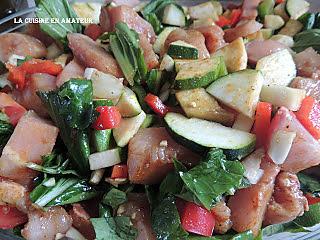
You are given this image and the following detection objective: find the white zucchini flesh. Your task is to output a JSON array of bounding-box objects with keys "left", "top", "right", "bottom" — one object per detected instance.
[
  {"left": 256, "top": 49, "right": 296, "bottom": 86},
  {"left": 286, "top": 0, "right": 310, "bottom": 20},
  {"left": 89, "top": 169, "right": 105, "bottom": 185},
  {"left": 268, "top": 130, "right": 296, "bottom": 164},
  {"left": 160, "top": 54, "right": 175, "bottom": 71},
  {"left": 242, "top": 148, "right": 265, "bottom": 184},
  {"left": 89, "top": 148, "right": 121, "bottom": 170},
  {"left": 116, "top": 86, "right": 142, "bottom": 117},
  {"left": 270, "top": 34, "right": 294, "bottom": 48},
  {"left": 232, "top": 114, "right": 255, "bottom": 132},
  {"left": 84, "top": 68, "right": 124, "bottom": 104},
  {"left": 188, "top": 1, "right": 222, "bottom": 21},
  {"left": 206, "top": 69, "right": 263, "bottom": 118},
  {"left": 162, "top": 4, "right": 186, "bottom": 27},
  {"left": 8, "top": 54, "right": 24, "bottom": 66},
  {"left": 72, "top": 2, "right": 102, "bottom": 26},
  {"left": 153, "top": 27, "right": 178, "bottom": 54},
  {"left": 264, "top": 15, "right": 285, "bottom": 30},
  {"left": 113, "top": 111, "right": 146, "bottom": 147},
  {"left": 260, "top": 85, "right": 306, "bottom": 111}
]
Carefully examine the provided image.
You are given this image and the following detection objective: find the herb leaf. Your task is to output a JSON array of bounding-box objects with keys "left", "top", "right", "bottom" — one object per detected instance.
[
  {"left": 293, "top": 29, "right": 320, "bottom": 53},
  {"left": 298, "top": 173, "right": 320, "bottom": 197},
  {"left": 102, "top": 188, "right": 127, "bottom": 210},
  {"left": 0, "top": 113, "right": 13, "bottom": 154}
]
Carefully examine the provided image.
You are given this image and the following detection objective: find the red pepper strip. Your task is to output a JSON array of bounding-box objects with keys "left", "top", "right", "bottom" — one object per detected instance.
[
  {"left": 144, "top": 93, "right": 169, "bottom": 117},
  {"left": 305, "top": 193, "right": 320, "bottom": 205},
  {"left": 229, "top": 9, "right": 242, "bottom": 26},
  {"left": 295, "top": 96, "right": 320, "bottom": 140},
  {"left": 252, "top": 102, "right": 272, "bottom": 149},
  {"left": 215, "top": 15, "right": 231, "bottom": 28},
  {"left": 111, "top": 164, "right": 128, "bottom": 179},
  {"left": 84, "top": 24, "right": 103, "bottom": 41},
  {"left": 3, "top": 106, "right": 26, "bottom": 126},
  {"left": 179, "top": 201, "right": 215, "bottom": 237},
  {"left": 92, "top": 106, "right": 122, "bottom": 130},
  {"left": 0, "top": 205, "right": 28, "bottom": 230},
  {"left": 276, "top": 0, "right": 285, "bottom": 4}
]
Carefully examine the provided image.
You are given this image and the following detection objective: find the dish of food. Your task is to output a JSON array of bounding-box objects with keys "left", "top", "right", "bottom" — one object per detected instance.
[{"left": 0, "top": 0, "right": 320, "bottom": 239}]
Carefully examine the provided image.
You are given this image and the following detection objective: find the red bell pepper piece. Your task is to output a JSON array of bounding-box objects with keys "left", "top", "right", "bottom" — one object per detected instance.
[
  {"left": 0, "top": 205, "right": 28, "bottom": 230},
  {"left": 295, "top": 96, "right": 320, "bottom": 140},
  {"left": 276, "top": 0, "right": 285, "bottom": 4},
  {"left": 252, "top": 102, "right": 272, "bottom": 148},
  {"left": 215, "top": 16, "right": 231, "bottom": 28},
  {"left": 305, "top": 193, "right": 320, "bottom": 205},
  {"left": 84, "top": 24, "right": 103, "bottom": 41},
  {"left": 144, "top": 93, "right": 169, "bottom": 117},
  {"left": 111, "top": 164, "right": 128, "bottom": 179},
  {"left": 3, "top": 106, "right": 26, "bottom": 126},
  {"left": 229, "top": 9, "right": 242, "bottom": 26},
  {"left": 92, "top": 106, "right": 121, "bottom": 130},
  {"left": 179, "top": 201, "right": 215, "bottom": 237}
]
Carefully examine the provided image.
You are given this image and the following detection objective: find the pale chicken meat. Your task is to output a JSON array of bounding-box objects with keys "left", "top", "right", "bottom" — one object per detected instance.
[
  {"left": 228, "top": 157, "right": 280, "bottom": 236},
  {"left": 139, "top": 34, "right": 159, "bottom": 70},
  {"left": 194, "top": 25, "right": 226, "bottom": 54},
  {"left": 290, "top": 77, "right": 320, "bottom": 102},
  {"left": 127, "top": 127, "right": 200, "bottom": 184},
  {"left": 0, "top": 93, "right": 26, "bottom": 126},
  {"left": 294, "top": 47, "right": 320, "bottom": 80},
  {"left": 21, "top": 206, "right": 72, "bottom": 240},
  {"left": 56, "top": 59, "right": 85, "bottom": 87},
  {"left": 241, "top": 0, "right": 263, "bottom": 20},
  {"left": 0, "top": 33, "right": 47, "bottom": 63},
  {"left": 0, "top": 111, "right": 58, "bottom": 186},
  {"left": 224, "top": 20, "right": 263, "bottom": 43},
  {"left": 211, "top": 200, "right": 232, "bottom": 234},
  {"left": 24, "top": 23, "right": 54, "bottom": 47},
  {"left": 67, "top": 33, "right": 123, "bottom": 78},
  {"left": 263, "top": 172, "right": 308, "bottom": 225},
  {"left": 163, "top": 28, "right": 210, "bottom": 59}
]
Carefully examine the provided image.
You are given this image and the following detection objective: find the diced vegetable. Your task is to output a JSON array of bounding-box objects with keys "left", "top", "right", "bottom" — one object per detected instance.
[
  {"left": 298, "top": 13, "right": 316, "bottom": 30},
  {"left": 111, "top": 164, "right": 128, "bottom": 179},
  {"left": 232, "top": 114, "right": 255, "bottom": 132},
  {"left": 260, "top": 28, "right": 274, "bottom": 39},
  {"left": 286, "top": 0, "right": 310, "bottom": 20},
  {"left": 305, "top": 193, "right": 320, "bottom": 205},
  {"left": 92, "top": 106, "right": 122, "bottom": 130},
  {"left": 153, "top": 27, "right": 178, "bottom": 54},
  {"left": 146, "top": 69, "right": 163, "bottom": 94},
  {"left": 89, "top": 148, "right": 122, "bottom": 170},
  {"left": 295, "top": 96, "right": 320, "bottom": 140},
  {"left": 144, "top": 93, "right": 169, "bottom": 117},
  {"left": 293, "top": 29, "right": 320, "bottom": 53},
  {"left": 278, "top": 19, "right": 303, "bottom": 36},
  {"left": 84, "top": 24, "right": 103, "bottom": 40},
  {"left": 160, "top": 54, "right": 175, "bottom": 71},
  {"left": 72, "top": 2, "right": 101, "bottom": 26},
  {"left": 188, "top": 1, "right": 222, "bottom": 21},
  {"left": 46, "top": 43, "right": 63, "bottom": 59},
  {"left": 267, "top": 130, "right": 296, "bottom": 164},
  {"left": 164, "top": 112, "right": 256, "bottom": 159},
  {"left": 264, "top": 15, "right": 285, "bottom": 30},
  {"left": 206, "top": 69, "right": 263, "bottom": 118},
  {"left": 176, "top": 88, "right": 234, "bottom": 126},
  {"left": 116, "top": 87, "right": 142, "bottom": 117},
  {"left": 162, "top": 4, "right": 186, "bottom": 27},
  {"left": 270, "top": 34, "right": 294, "bottom": 47},
  {"left": 255, "top": 49, "right": 296, "bottom": 86},
  {"left": 258, "top": 0, "right": 275, "bottom": 19},
  {"left": 84, "top": 68, "right": 124, "bottom": 104},
  {"left": 167, "top": 40, "right": 199, "bottom": 60},
  {"left": 113, "top": 111, "right": 146, "bottom": 147},
  {"left": 174, "top": 59, "right": 197, "bottom": 72},
  {"left": 242, "top": 148, "right": 265, "bottom": 184},
  {"left": 260, "top": 85, "right": 306, "bottom": 111},
  {"left": 140, "top": 114, "right": 156, "bottom": 129},
  {"left": 89, "top": 169, "right": 105, "bottom": 185},
  {"left": 175, "top": 56, "right": 227, "bottom": 90},
  {"left": 191, "top": 18, "right": 215, "bottom": 28},
  {"left": 179, "top": 201, "right": 215, "bottom": 237},
  {"left": 252, "top": 102, "right": 272, "bottom": 148},
  {"left": 212, "top": 37, "right": 247, "bottom": 73}
]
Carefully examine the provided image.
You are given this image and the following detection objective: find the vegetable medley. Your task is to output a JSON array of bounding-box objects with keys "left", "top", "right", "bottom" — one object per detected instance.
[{"left": 0, "top": 0, "right": 320, "bottom": 239}]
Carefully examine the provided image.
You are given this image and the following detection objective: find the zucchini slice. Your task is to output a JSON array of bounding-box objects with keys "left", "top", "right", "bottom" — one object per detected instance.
[
  {"left": 206, "top": 69, "right": 263, "bottom": 118},
  {"left": 286, "top": 0, "right": 310, "bottom": 20},
  {"left": 278, "top": 19, "right": 303, "bottom": 36},
  {"left": 175, "top": 56, "right": 227, "bottom": 90},
  {"left": 167, "top": 40, "right": 199, "bottom": 60},
  {"left": 162, "top": 4, "right": 186, "bottom": 27},
  {"left": 264, "top": 15, "right": 285, "bottom": 30},
  {"left": 258, "top": 0, "right": 275, "bottom": 19},
  {"left": 116, "top": 86, "right": 142, "bottom": 117},
  {"left": 164, "top": 112, "right": 256, "bottom": 160},
  {"left": 153, "top": 27, "right": 178, "bottom": 54}
]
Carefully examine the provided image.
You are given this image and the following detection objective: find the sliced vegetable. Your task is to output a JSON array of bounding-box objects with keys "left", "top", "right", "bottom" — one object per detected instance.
[
  {"left": 298, "top": 13, "right": 316, "bottom": 30},
  {"left": 92, "top": 106, "right": 122, "bottom": 130},
  {"left": 167, "top": 40, "right": 199, "bottom": 60},
  {"left": 164, "top": 112, "right": 256, "bottom": 159},
  {"left": 293, "top": 29, "right": 320, "bottom": 53},
  {"left": 258, "top": 0, "right": 275, "bottom": 19},
  {"left": 260, "top": 85, "right": 306, "bottom": 111},
  {"left": 179, "top": 201, "right": 215, "bottom": 237},
  {"left": 242, "top": 148, "right": 265, "bottom": 184},
  {"left": 252, "top": 102, "right": 272, "bottom": 148},
  {"left": 160, "top": 54, "right": 175, "bottom": 71},
  {"left": 264, "top": 15, "right": 285, "bottom": 30},
  {"left": 278, "top": 19, "right": 303, "bottom": 36},
  {"left": 295, "top": 96, "right": 320, "bottom": 140},
  {"left": 84, "top": 24, "right": 103, "bottom": 41},
  {"left": 176, "top": 88, "right": 234, "bottom": 126},
  {"left": 162, "top": 4, "right": 186, "bottom": 27},
  {"left": 146, "top": 69, "right": 163, "bottom": 94},
  {"left": 140, "top": 114, "right": 156, "bottom": 129},
  {"left": 206, "top": 69, "right": 263, "bottom": 118},
  {"left": 188, "top": 1, "right": 222, "bottom": 21},
  {"left": 113, "top": 111, "right": 146, "bottom": 147},
  {"left": 286, "top": 0, "right": 310, "bottom": 20},
  {"left": 305, "top": 194, "right": 320, "bottom": 205},
  {"left": 153, "top": 27, "right": 178, "bottom": 54},
  {"left": 111, "top": 164, "right": 128, "bottom": 179},
  {"left": 144, "top": 93, "right": 169, "bottom": 117},
  {"left": 175, "top": 56, "right": 227, "bottom": 90},
  {"left": 116, "top": 87, "right": 142, "bottom": 117},
  {"left": 89, "top": 148, "right": 122, "bottom": 170},
  {"left": 274, "top": 2, "right": 289, "bottom": 21},
  {"left": 270, "top": 34, "right": 294, "bottom": 47},
  {"left": 232, "top": 114, "right": 254, "bottom": 132},
  {"left": 0, "top": 114, "right": 14, "bottom": 153}
]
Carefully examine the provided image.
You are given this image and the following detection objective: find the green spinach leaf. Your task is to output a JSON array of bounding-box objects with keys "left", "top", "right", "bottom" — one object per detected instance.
[
  {"left": 298, "top": 173, "right": 320, "bottom": 197},
  {"left": 0, "top": 113, "right": 13, "bottom": 154},
  {"left": 293, "top": 29, "right": 320, "bottom": 53},
  {"left": 102, "top": 188, "right": 127, "bottom": 210}
]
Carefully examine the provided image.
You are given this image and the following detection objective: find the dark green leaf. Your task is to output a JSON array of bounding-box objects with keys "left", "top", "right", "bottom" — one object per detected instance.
[
  {"left": 36, "top": 0, "right": 82, "bottom": 47},
  {"left": 151, "top": 195, "right": 189, "bottom": 240},
  {"left": 145, "top": 13, "right": 163, "bottom": 34},
  {"left": 159, "top": 171, "right": 184, "bottom": 200},
  {"left": 16, "top": 56, "right": 33, "bottom": 66},
  {"left": 146, "top": 69, "right": 163, "bottom": 94},
  {"left": 294, "top": 202, "right": 320, "bottom": 227},
  {"left": 114, "top": 216, "right": 138, "bottom": 239},
  {"left": 102, "top": 188, "right": 127, "bottom": 209},
  {"left": 131, "top": 85, "right": 150, "bottom": 113},
  {"left": 298, "top": 173, "right": 320, "bottom": 197},
  {"left": 188, "top": 230, "right": 255, "bottom": 240},
  {"left": 298, "top": 13, "right": 316, "bottom": 30},
  {"left": 141, "top": 0, "right": 174, "bottom": 19},
  {"left": 293, "top": 29, "right": 320, "bottom": 53},
  {"left": 261, "top": 222, "right": 310, "bottom": 236},
  {"left": 0, "top": 115, "right": 13, "bottom": 154},
  {"left": 38, "top": 79, "right": 93, "bottom": 174},
  {"left": 0, "top": 230, "right": 24, "bottom": 240}
]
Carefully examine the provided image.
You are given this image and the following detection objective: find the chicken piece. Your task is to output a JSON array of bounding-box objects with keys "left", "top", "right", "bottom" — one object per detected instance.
[
  {"left": 0, "top": 33, "right": 47, "bottom": 63},
  {"left": 0, "top": 111, "right": 58, "bottom": 186},
  {"left": 228, "top": 157, "right": 280, "bottom": 236},
  {"left": 24, "top": 23, "right": 54, "bottom": 47},
  {"left": 0, "top": 93, "right": 26, "bottom": 126},
  {"left": 67, "top": 33, "right": 122, "bottom": 78},
  {"left": 241, "top": 0, "right": 263, "bottom": 20},
  {"left": 21, "top": 206, "right": 72, "bottom": 240},
  {"left": 100, "top": 5, "right": 156, "bottom": 43},
  {"left": 105, "top": 0, "right": 141, "bottom": 7},
  {"left": 194, "top": 25, "right": 226, "bottom": 54},
  {"left": 56, "top": 59, "right": 85, "bottom": 87},
  {"left": 263, "top": 172, "right": 308, "bottom": 225},
  {"left": 118, "top": 193, "right": 156, "bottom": 240},
  {"left": 294, "top": 47, "right": 320, "bottom": 80},
  {"left": 139, "top": 34, "right": 159, "bottom": 70},
  {"left": 163, "top": 28, "right": 210, "bottom": 59},
  {"left": 127, "top": 127, "right": 200, "bottom": 185},
  {"left": 69, "top": 204, "right": 95, "bottom": 240},
  {"left": 290, "top": 77, "right": 320, "bottom": 102},
  {"left": 13, "top": 73, "right": 56, "bottom": 117},
  {"left": 224, "top": 20, "right": 263, "bottom": 43},
  {"left": 211, "top": 200, "right": 232, "bottom": 234}
]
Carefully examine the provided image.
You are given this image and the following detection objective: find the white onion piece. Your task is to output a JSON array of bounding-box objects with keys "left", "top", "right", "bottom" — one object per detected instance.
[
  {"left": 242, "top": 148, "right": 265, "bottom": 184},
  {"left": 89, "top": 148, "right": 121, "bottom": 170},
  {"left": 268, "top": 130, "right": 296, "bottom": 164}
]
